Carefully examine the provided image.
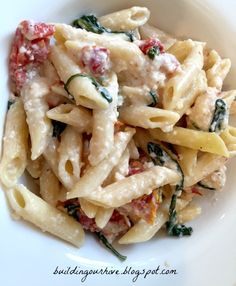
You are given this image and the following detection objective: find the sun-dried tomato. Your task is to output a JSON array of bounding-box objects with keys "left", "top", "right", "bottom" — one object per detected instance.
[
  {"left": 139, "top": 38, "right": 165, "bottom": 58},
  {"left": 81, "top": 46, "right": 110, "bottom": 76},
  {"left": 9, "top": 20, "right": 55, "bottom": 91}
]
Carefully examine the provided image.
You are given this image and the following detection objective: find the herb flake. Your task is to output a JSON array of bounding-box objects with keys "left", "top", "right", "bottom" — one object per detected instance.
[
  {"left": 64, "top": 203, "right": 80, "bottom": 220},
  {"left": 197, "top": 181, "right": 216, "bottom": 190},
  {"left": 209, "top": 99, "right": 227, "bottom": 133},
  {"left": 148, "top": 90, "right": 158, "bottom": 107},
  {"left": 7, "top": 100, "right": 14, "bottom": 110},
  {"left": 52, "top": 120, "right": 67, "bottom": 138},
  {"left": 124, "top": 31, "right": 135, "bottom": 42},
  {"left": 147, "top": 46, "right": 160, "bottom": 60},
  {"left": 96, "top": 232, "right": 127, "bottom": 261}
]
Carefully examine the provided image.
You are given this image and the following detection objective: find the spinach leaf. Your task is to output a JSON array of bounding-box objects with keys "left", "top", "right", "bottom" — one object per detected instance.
[
  {"left": 147, "top": 142, "right": 172, "bottom": 166},
  {"left": 64, "top": 203, "right": 80, "bottom": 220},
  {"left": 72, "top": 14, "right": 135, "bottom": 42},
  {"left": 166, "top": 194, "right": 177, "bottom": 235},
  {"left": 111, "top": 30, "right": 136, "bottom": 42},
  {"left": 64, "top": 73, "right": 112, "bottom": 103},
  {"left": 197, "top": 181, "right": 216, "bottom": 190},
  {"left": 72, "top": 15, "right": 106, "bottom": 34},
  {"left": 95, "top": 232, "right": 127, "bottom": 261},
  {"left": 166, "top": 194, "right": 193, "bottom": 237},
  {"left": 148, "top": 90, "right": 158, "bottom": 107},
  {"left": 90, "top": 77, "right": 112, "bottom": 103},
  {"left": 124, "top": 31, "right": 135, "bottom": 42},
  {"left": 147, "top": 142, "right": 183, "bottom": 191},
  {"left": 147, "top": 46, "right": 160, "bottom": 60},
  {"left": 209, "top": 99, "right": 227, "bottom": 133},
  {"left": 52, "top": 120, "right": 67, "bottom": 138},
  {"left": 171, "top": 223, "right": 193, "bottom": 236},
  {"left": 7, "top": 100, "right": 14, "bottom": 110},
  {"left": 147, "top": 142, "right": 191, "bottom": 237}
]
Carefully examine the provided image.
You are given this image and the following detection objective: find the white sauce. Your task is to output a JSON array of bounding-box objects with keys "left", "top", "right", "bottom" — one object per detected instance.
[
  {"left": 188, "top": 87, "right": 219, "bottom": 131},
  {"left": 201, "top": 165, "right": 227, "bottom": 190}
]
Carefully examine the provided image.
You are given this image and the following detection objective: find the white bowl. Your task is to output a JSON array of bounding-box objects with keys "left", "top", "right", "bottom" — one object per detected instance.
[{"left": 1, "top": 1, "right": 236, "bottom": 285}]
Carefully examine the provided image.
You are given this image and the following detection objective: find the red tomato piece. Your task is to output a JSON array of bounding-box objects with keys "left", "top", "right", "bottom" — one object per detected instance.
[
  {"left": 58, "top": 199, "right": 130, "bottom": 241},
  {"left": 139, "top": 38, "right": 165, "bottom": 55},
  {"left": 128, "top": 152, "right": 150, "bottom": 176},
  {"left": 58, "top": 199, "right": 100, "bottom": 232},
  {"left": 79, "top": 213, "right": 99, "bottom": 232},
  {"left": 102, "top": 210, "right": 130, "bottom": 241},
  {"left": 108, "top": 210, "right": 127, "bottom": 225},
  {"left": 19, "top": 20, "right": 55, "bottom": 40},
  {"left": 130, "top": 192, "right": 159, "bottom": 224},
  {"left": 9, "top": 20, "right": 55, "bottom": 91},
  {"left": 46, "top": 92, "right": 66, "bottom": 109},
  {"left": 128, "top": 159, "right": 145, "bottom": 176},
  {"left": 191, "top": 187, "right": 203, "bottom": 196},
  {"left": 114, "top": 120, "right": 126, "bottom": 133},
  {"left": 119, "top": 191, "right": 159, "bottom": 224},
  {"left": 81, "top": 46, "right": 110, "bottom": 76}
]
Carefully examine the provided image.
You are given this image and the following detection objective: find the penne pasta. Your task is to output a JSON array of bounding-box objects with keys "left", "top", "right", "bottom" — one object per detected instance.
[
  {"left": 55, "top": 23, "right": 146, "bottom": 73},
  {"left": 95, "top": 207, "right": 114, "bottom": 229},
  {"left": 26, "top": 155, "right": 44, "bottom": 179},
  {"left": 220, "top": 90, "right": 236, "bottom": 110},
  {"left": 99, "top": 7, "right": 150, "bottom": 31},
  {"left": 41, "top": 59, "right": 60, "bottom": 85},
  {"left": 85, "top": 166, "right": 180, "bottom": 208},
  {"left": 177, "top": 204, "right": 201, "bottom": 224},
  {"left": 58, "top": 126, "right": 83, "bottom": 190},
  {"left": 119, "top": 199, "right": 170, "bottom": 244},
  {"left": 6, "top": 184, "right": 84, "bottom": 247},
  {"left": 139, "top": 23, "right": 176, "bottom": 50},
  {"left": 204, "top": 49, "right": 231, "bottom": 90},
  {"left": 168, "top": 39, "right": 194, "bottom": 63},
  {"left": 149, "top": 127, "right": 229, "bottom": 157},
  {"left": 79, "top": 198, "right": 98, "bottom": 219},
  {"left": 103, "top": 148, "right": 130, "bottom": 186},
  {"left": 21, "top": 77, "right": 52, "bottom": 160},
  {"left": 128, "top": 139, "right": 139, "bottom": 160},
  {"left": 0, "top": 99, "right": 29, "bottom": 187},
  {"left": 64, "top": 37, "right": 145, "bottom": 73},
  {"left": 46, "top": 104, "right": 92, "bottom": 133},
  {"left": 173, "top": 70, "right": 208, "bottom": 117},
  {"left": 175, "top": 146, "right": 198, "bottom": 177},
  {"left": 220, "top": 126, "right": 236, "bottom": 156},
  {"left": 49, "top": 45, "right": 110, "bottom": 109},
  {"left": 89, "top": 73, "right": 118, "bottom": 166},
  {"left": 43, "top": 137, "right": 59, "bottom": 176},
  {"left": 119, "top": 105, "right": 180, "bottom": 131},
  {"left": 220, "top": 126, "right": 236, "bottom": 145},
  {"left": 120, "top": 85, "right": 151, "bottom": 106},
  {"left": 119, "top": 196, "right": 190, "bottom": 244},
  {"left": 184, "top": 153, "right": 227, "bottom": 187},
  {"left": 40, "top": 162, "right": 62, "bottom": 206},
  {"left": 67, "top": 128, "right": 135, "bottom": 199},
  {"left": 163, "top": 40, "right": 205, "bottom": 110}
]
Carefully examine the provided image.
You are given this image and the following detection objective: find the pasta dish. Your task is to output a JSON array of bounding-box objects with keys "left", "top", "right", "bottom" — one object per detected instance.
[{"left": 1, "top": 6, "right": 236, "bottom": 261}]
